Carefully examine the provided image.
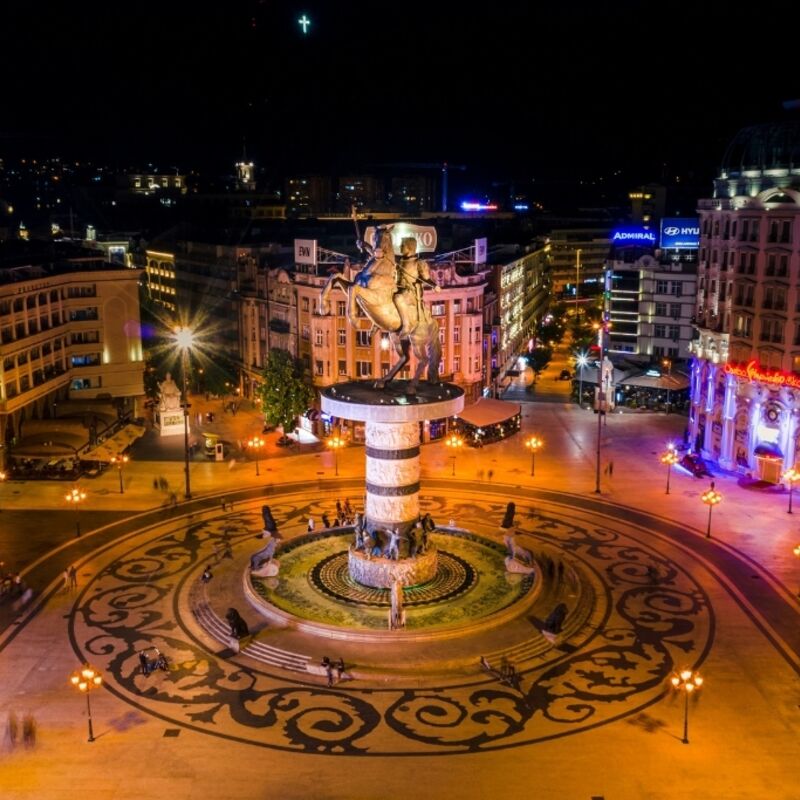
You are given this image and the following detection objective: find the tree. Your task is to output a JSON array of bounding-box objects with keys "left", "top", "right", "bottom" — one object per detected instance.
[
  {"left": 258, "top": 350, "right": 314, "bottom": 444},
  {"left": 526, "top": 347, "right": 553, "bottom": 383}
]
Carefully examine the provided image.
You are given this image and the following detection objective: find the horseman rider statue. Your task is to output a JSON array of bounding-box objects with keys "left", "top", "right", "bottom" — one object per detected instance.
[{"left": 357, "top": 228, "right": 440, "bottom": 336}]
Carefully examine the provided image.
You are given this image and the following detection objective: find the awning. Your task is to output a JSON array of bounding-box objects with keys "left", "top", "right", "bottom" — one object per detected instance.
[
  {"left": 754, "top": 442, "right": 783, "bottom": 458},
  {"left": 457, "top": 398, "right": 521, "bottom": 428},
  {"left": 81, "top": 424, "right": 146, "bottom": 462}
]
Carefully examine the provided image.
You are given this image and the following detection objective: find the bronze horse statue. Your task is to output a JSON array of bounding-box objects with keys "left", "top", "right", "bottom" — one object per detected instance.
[{"left": 319, "top": 228, "right": 441, "bottom": 394}]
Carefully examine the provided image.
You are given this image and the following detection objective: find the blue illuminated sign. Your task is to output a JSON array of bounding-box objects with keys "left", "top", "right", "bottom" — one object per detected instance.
[
  {"left": 660, "top": 217, "right": 700, "bottom": 250},
  {"left": 611, "top": 227, "right": 657, "bottom": 246}
]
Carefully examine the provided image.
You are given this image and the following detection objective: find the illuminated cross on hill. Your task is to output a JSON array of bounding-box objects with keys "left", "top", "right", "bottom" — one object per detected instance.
[{"left": 298, "top": 14, "right": 311, "bottom": 34}]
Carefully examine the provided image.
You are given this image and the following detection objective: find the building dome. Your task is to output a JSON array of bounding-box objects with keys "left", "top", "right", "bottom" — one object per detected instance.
[{"left": 721, "top": 121, "right": 800, "bottom": 175}]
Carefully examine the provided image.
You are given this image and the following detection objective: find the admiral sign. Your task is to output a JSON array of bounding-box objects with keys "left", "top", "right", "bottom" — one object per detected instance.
[
  {"left": 660, "top": 218, "right": 700, "bottom": 250},
  {"left": 363, "top": 223, "right": 437, "bottom": 255},
  {"left": 610, "top": 227, "right": 657, "bottom": 246}
]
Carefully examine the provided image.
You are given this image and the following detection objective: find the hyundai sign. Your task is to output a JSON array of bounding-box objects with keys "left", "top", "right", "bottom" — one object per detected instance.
[
  {"left": 610, "top": 227, "right": 657, "bottom": 246},
  {"left": 660, "top": 217, "right": 700, "bottom": 250}
]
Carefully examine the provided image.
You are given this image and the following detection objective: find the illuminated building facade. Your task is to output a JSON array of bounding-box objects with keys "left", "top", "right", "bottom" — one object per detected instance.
[
  {"left": 547, "top": 228, "right": 610, "bottom": 297},
  {"left": 689, "top": 122, "right": 800, "bottom": 482},
  {"left": 0, "top": 244, "right": 144, "bottom": 458}
]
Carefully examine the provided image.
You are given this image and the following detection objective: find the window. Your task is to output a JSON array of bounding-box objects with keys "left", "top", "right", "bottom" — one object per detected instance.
[
  {"left": 453, "top": 326, "right": 460, "bottom": 343},
  {"left": 669, "top": 325, "right": 680, "bottom": 341},
  {"left": 653, "top": 345, "right": 664, "bottom": 357},
  {"left": 301, "top": 324, "right": 310, "bottom": 340},
  {"left": 336, "top": 301, "right": 346, "bottom": 317},
  {"left": 302, "top": 297, "right": 309, "bottom": 311},
  {"left": 71, "top": 354, "right": 101, "bottom": 367},
  {"left": 735, "top": 315, "right": 752, "bottom": 338},
  {"left": 670, "top": 303, "right": 681, "bottom": 319},
  {"left": 337, "top": 328, "right": 346, "bottom": 346},
  {"left": 453, "top": 355, "right": 460, "bottom": 373},
  {"left": 656, "top": 280, "right": 668, "bottom": 294},
  {"left": 357, "top": 360, "right": 371, "bottom": 377},
  {"left": 668, "top": 347, "right": 679, "bottom": 358},
  {"left": 315, "top": 359, "right": 324, "bottom": 376},
  {"left": 356, "top": 330, "right": 371, "bottom": 347},
  {"left": 314, "top": 329, "right": 323, "bottom": 346},
  {"left": 474, "top": 357, "right": 480, "bottom": 372},
  {"left": 654, "top": 324, "right": 666, "bottom": 338},
  {"left": 670, "top": 281, "right": 682, "bottom": 297},
  {"left": 431, "top": 302, "right": 445, "bottom": 316},
  {"left": 453, "top": 300, "right": 462, "bottom": 314}
]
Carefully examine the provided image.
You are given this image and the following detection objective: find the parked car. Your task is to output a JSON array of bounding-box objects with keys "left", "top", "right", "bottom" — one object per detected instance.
[
  {"left": 559, "top": 369, "right": 572, "bottom": 380},
  {"left": 680, "top": 452, "right": 712, "bottom": 478}
]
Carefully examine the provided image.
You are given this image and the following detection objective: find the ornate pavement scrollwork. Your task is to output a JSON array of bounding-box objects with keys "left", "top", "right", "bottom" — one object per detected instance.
[{"left": 70, "top": 495, "right": 714, "bottom": 755}]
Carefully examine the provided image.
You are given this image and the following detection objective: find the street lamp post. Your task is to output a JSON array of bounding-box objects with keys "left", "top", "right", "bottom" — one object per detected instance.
[
  {"left": 576, "top": 351, "right": 589, "bottom": 408},
  {"left": 575, "top": 248, "right": 582, "bottom": 323},
  {"left": 65, "top": 487, "right": 86, "bottom": 537},
  {"left": 247, "top": 436, "right": 264, "bottom": 476},
  {"left": 174, "top": 327, "right": 194, "bottom": 500},
  {"left": 445, "top": 434, "right": 464, "bottom": 476},
  {"left": 525, "top": 435, "right": 543, "bottom": 477},
  {"left": 110, "top": 454, "right": 129, "bottom": 494},
  {"left": 327, "top": 435, "right": 344, "bottom": 476},
  {"left": 783, "top": 467, "right": 800, "bottom": 514},
  {"left": 69, "top": 663, "right": 103, "bottom": 742},
  {"left": 661, "top": 447, "right": 679, "bottom": 494},
  {"left": 670, "top": 669, "right": 703, "bottom": 744},
  {"left": 701, "top": 482, "right": 722, "bottom": 538},
  {"left": 662, "top": 358, "right": 673, "bottom": 413},
  {"left": 794, "top": 544, "right": 800, "bottom": 597}
]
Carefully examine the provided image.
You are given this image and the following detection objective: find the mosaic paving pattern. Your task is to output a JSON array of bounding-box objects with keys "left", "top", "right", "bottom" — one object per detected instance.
[{"left": 68, "top": 488, "right": 714, "bottom": 756}]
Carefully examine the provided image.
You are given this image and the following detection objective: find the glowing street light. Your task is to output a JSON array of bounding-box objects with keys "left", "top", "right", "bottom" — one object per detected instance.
[
  {"left": 701, "top": 482, "right": 722, "bottom": 538},
  {"left": 575, "top": 351, "right": 589, "bottom": 408},
  {"left": 327, "top": 435, "right": 345, "bottom": 476},
  {"left": 670, "top": 668, "right": 703, "bottom": 744},
  {"left": 660, "top": 446, "right": 679, "bottom": 494},
  {"left": 525, "top": 435, "right": 543, "bottom": 477},
  {"left": 783, "top": 467, "right": 800, "bottom": 514},
  {"left": 110, "top": 454, "right": 129, "bottom": 494},
  {"left": 69, "top": 663, "right": 103, "bottom": 742},
  {"left": 247, "top": 436, "right": 264, "bottom": 476},
  {"left": 173, "top": 326, "right": 195, "bottom": 500},
  {"left": 445, "top": 434, "right": 464, "bottom": 476},
  {"left": 65, "top": 486, "right": 87, "bottom": 537},
  {"left": 794, "top": 544, "right": 800, "bottom": 597}
]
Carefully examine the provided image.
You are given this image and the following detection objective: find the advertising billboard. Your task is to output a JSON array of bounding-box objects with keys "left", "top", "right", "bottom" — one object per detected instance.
[
  {"left": 660, "top": 218, "right": 700, "bottom": 250},
  {"left": 363, "top": 223, "right": 437, "bottom": 254},
  {"left": 610, "top": 227, "right": 657, "bottom": 246},
  {"left": 294, "top": 239, "right": 317, "bottom": 265}
]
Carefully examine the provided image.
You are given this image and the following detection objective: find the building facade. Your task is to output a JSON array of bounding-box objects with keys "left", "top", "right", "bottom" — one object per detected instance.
[
  {"left": 689, "top": 122, "right": 800, "bottom": 481},
  {"left": 0, "top": 245, "right": 144, "bottom": 459},
  {"left": 607, "top": 253, "right": 697, "bottom": 360}
]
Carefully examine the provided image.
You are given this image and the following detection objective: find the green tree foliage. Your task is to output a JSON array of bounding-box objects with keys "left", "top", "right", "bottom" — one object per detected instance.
[
  {"left": 258, "top": 350, "right": 314, "bottom": 441},
  {"left": 526, "top": 347, "right": 553, "bottom": 380}
]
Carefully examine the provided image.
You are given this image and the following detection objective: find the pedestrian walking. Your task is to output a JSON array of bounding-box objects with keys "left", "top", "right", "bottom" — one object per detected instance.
[
  {"left": 152, "top": 477, "right": 159, "bottom": 490},
  {"left": 62, "top": 568, "right": 70, "bottom": 593},
  {"left": 201, "top": 566, "right": 213, "bottom": 584},
  {"left": 477, "top": 469, "right": 484, "bottom": 481},
  {"left": 322, "top": 513, "right": 331, "bottom": 529},
  {"left": 68, "top": 565, "right": 78, "bottom": 590},
  {"left": 335, "top": 657, "right": 345, "bottom": 683},
  {"left": 336, "top": 499, "right": 343, "bottom": 518},
  {"left": 6, "top": 711, "right": 18, "bottom": 748},
  {"left": 321, "top": 656, "right": 334, "bottom": 687},
  {"left": 609, "top": 461, "right": 614, "bottom": 477},
  {"left": 487, "top": 469, "right": 494, "bottom": 482},
  {"left": 220, "top": 498, "right": 227, "bottom": 512},
  {"left": 307, "top": 516, "right": 316, "bottom": 533},
  {"left": 21, "top": 714, "right": 36, "bottom": 748}
]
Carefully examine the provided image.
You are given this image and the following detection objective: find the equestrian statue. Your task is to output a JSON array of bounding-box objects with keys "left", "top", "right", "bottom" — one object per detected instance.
[{"left": 319, "top": 209, "right": 442, "bottom": 394}]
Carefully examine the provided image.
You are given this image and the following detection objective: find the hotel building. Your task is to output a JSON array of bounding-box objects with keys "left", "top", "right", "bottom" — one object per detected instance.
[{"left": 689, "top": 121, "right": 800, "bottom": 482}]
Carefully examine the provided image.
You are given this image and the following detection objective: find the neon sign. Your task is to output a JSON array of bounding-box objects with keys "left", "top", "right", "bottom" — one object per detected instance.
[
  {"left": 724, "top": 360, "right": 800, "bottom": 389},
  {"left": 461, "top": 202, "right": 498, "bottom": 211},
  {"left": 611, "top": 227, "right": 657, "bottom": 245}
]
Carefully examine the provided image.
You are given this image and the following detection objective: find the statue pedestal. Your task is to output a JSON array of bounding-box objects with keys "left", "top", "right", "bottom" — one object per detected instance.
[
  {"left": 348, "top": 546, "right": 438, "bottom": 589},
  {"left": 157, "top": 410, "right": 185, "bottom": 437},
  {"left": 321, "top": 380, "right": 464, "bottom": 537}
]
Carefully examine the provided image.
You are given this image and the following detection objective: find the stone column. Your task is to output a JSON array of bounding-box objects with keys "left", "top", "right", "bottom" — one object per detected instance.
[{"left": 365, "top": 420, "right": 420, "bottom": 535}]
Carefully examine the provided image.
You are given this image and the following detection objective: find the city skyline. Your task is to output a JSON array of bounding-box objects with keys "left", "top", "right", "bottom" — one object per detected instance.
[{"left": 3, "top": 1, "right": 799, "bottom": 185}]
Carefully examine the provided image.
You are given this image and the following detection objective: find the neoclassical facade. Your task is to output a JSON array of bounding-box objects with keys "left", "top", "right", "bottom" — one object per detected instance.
[{"left": 689, "top": 122, "right": 800, "bottom": 481}]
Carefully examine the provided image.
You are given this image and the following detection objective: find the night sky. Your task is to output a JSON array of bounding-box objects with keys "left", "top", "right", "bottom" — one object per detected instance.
[{"left": 3, "top": 1, "right": 798, "bottom": 184}]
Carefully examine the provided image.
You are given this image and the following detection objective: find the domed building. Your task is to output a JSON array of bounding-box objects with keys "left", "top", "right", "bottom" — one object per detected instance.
[{"left": 690, "top": 121, "right": 800, "bottom": 482}]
